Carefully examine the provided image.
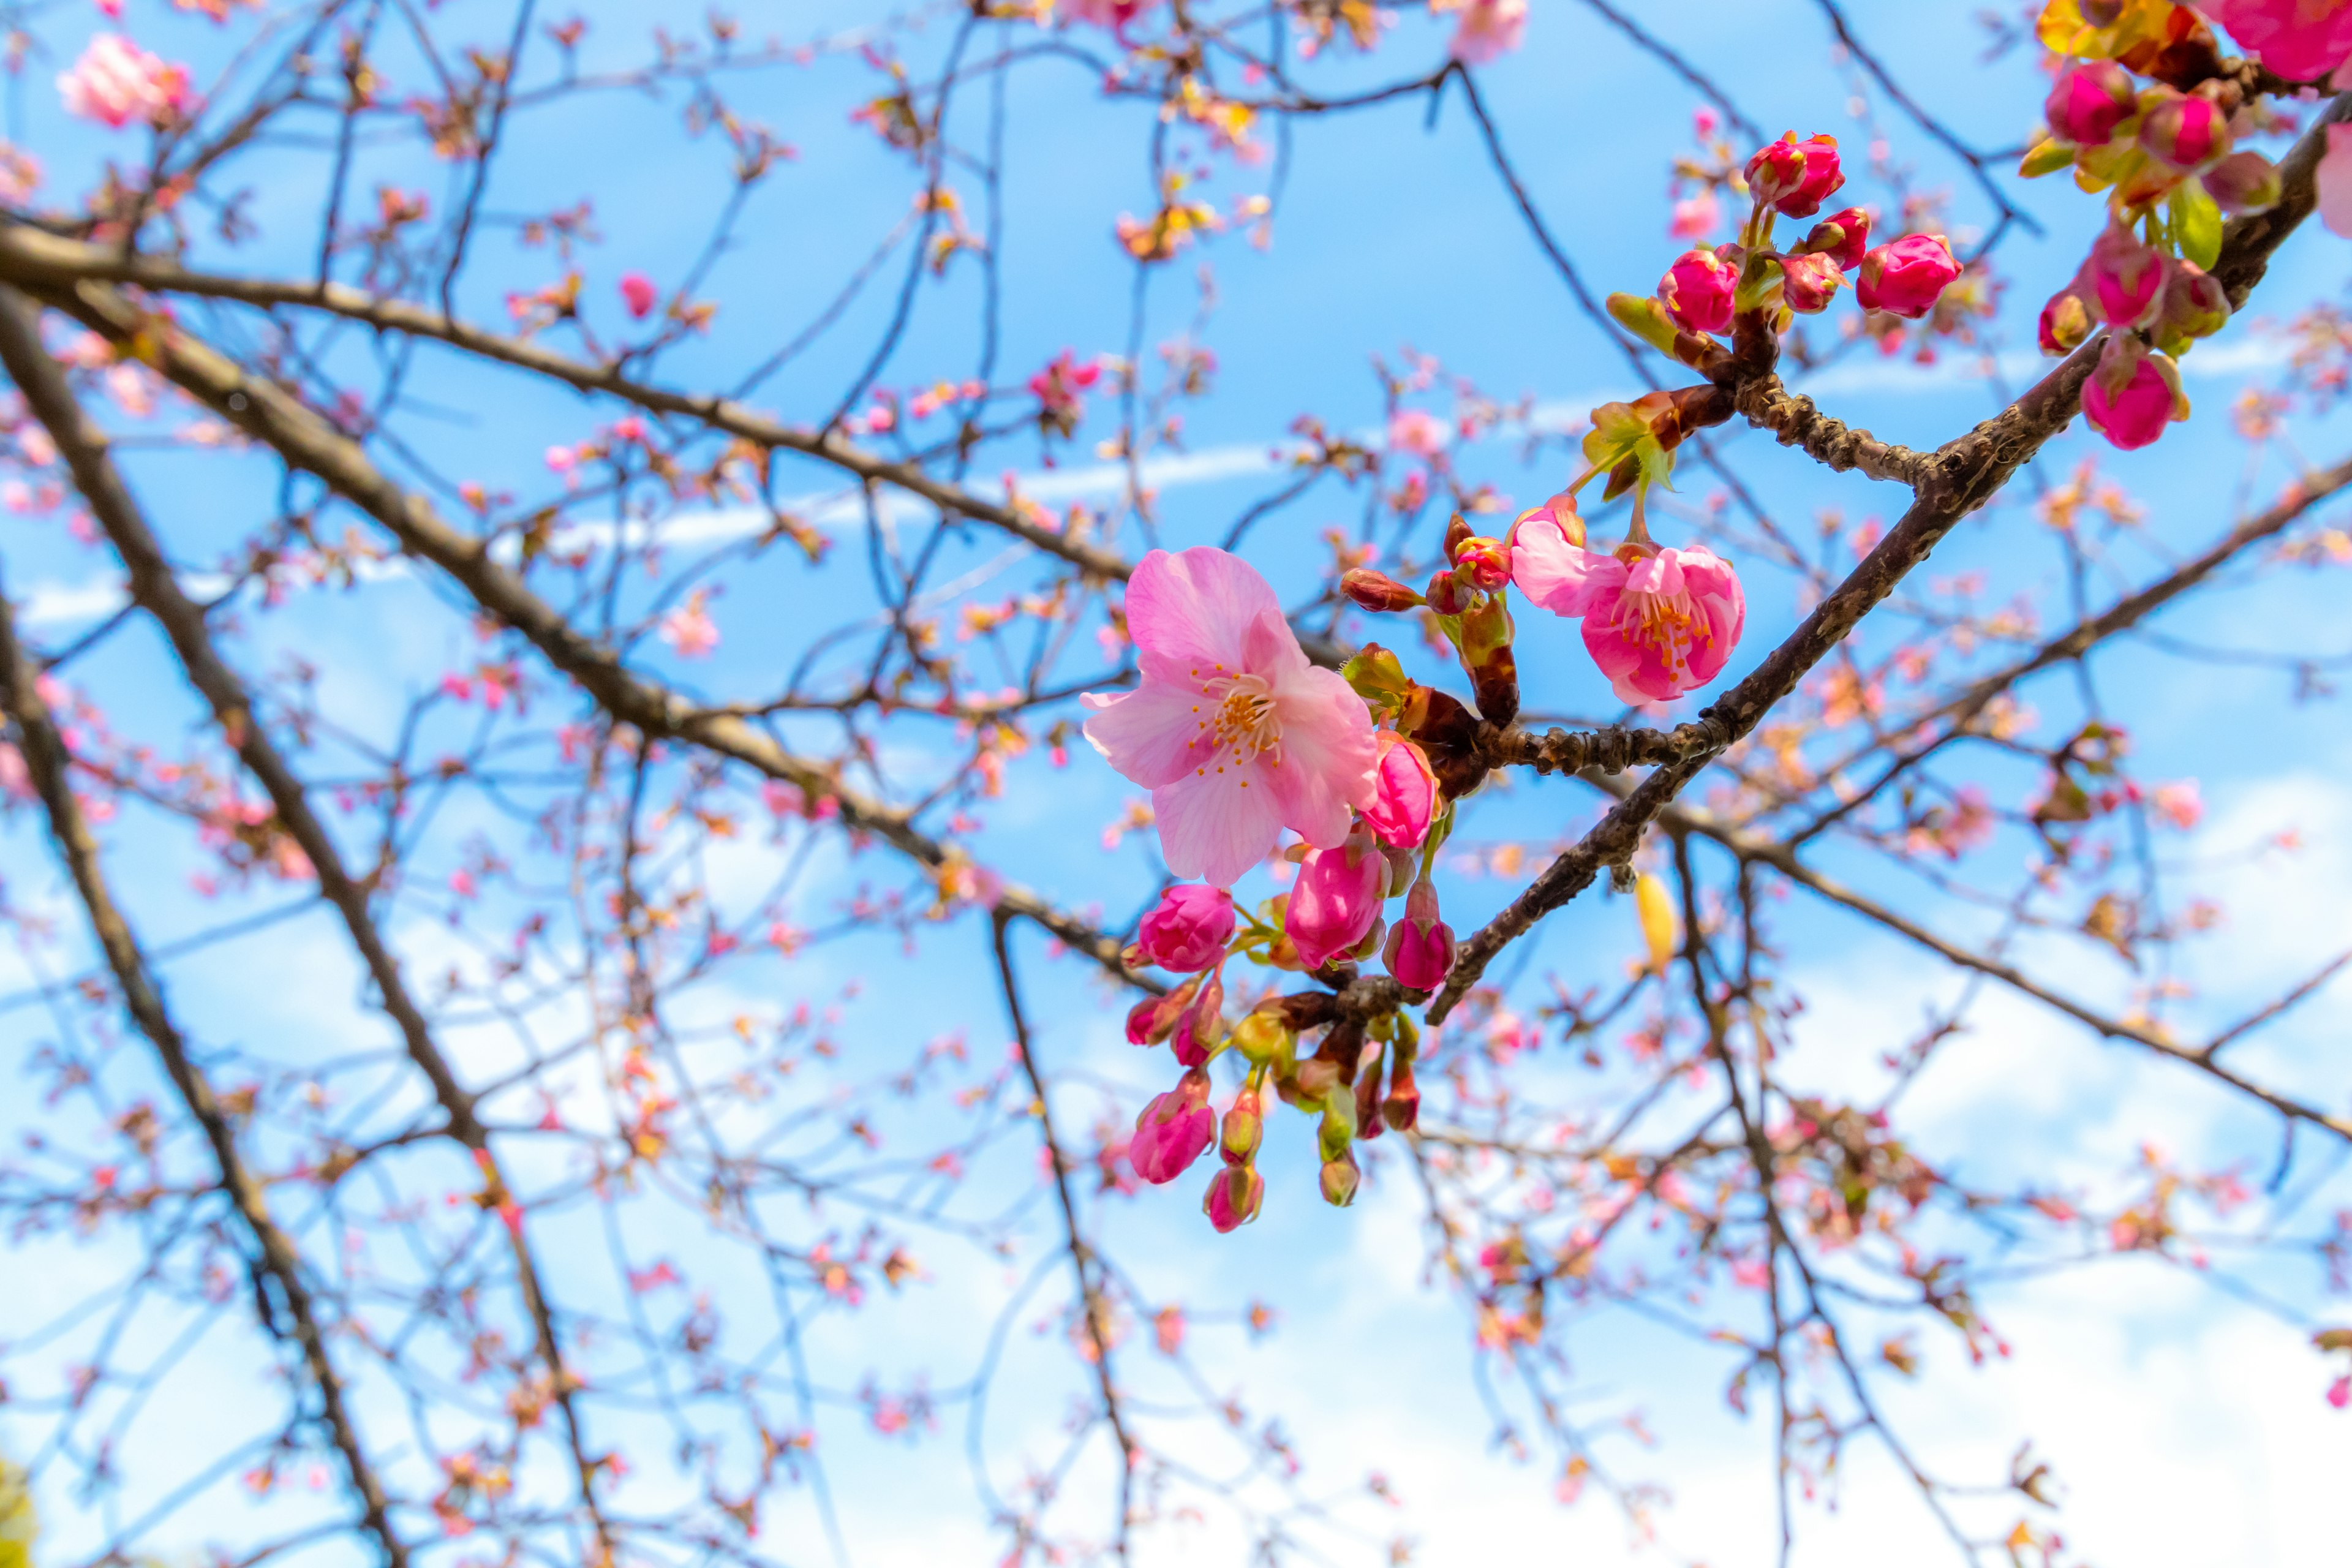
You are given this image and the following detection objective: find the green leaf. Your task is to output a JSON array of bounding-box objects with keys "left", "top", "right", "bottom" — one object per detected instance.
[
  {"left": 1607, "top": 292, "right": 1685, "bottom": 356},
  {"left": 2170, "top": 179, "right": 2222, "bottom": 271},
  {"left": 2018, "top": 134, "right": 2076, "bottom": 179}
]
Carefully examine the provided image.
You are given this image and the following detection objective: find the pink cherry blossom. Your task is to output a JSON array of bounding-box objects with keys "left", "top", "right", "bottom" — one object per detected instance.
[
  {"left": 1284, "top": 839, "right": 1385, "bottom": 971},
  {"left": 1668, "top": 190, "right": 1719, "bottom": 241},
  {"left": 2196, "top": 1, "right": 2352, "bottom": 81},
  {"left": 1387, "top": 409, "right": 1448, "bottom": 457},
  {"left": 1082, "top": 548, "right": 1379, "bottom": 887},
  {"left": 1129, "top": 1069, "right": 1213, "bottom": 1184},
  {"left": 659, "top": 590, "right": 720, "bottom": 658},
  {"left": 2045, "top": 61, "right": 2136, "bottom": 147},
  {"left": 1441, "top": 0, "right": 1528, "bottom": 64},
  {"left": 1135, "top": 884, "right": 1235, "bottom": 972},
  {"left": 2318, "top": 124, "right": 2352, "bottom": 238},
  {"left": 1363, "top": 732, "right": 1436, "bottom": 850},
  {"left": 2152, "top": 780, "right": 2204, "bottom": 830},
  {"left": 619, "top": 272, "right": 658, "bottom": 319},
  {"left": 2329, "top": 1373, "right": 2351, "bottom": 1410},
  {"left": 59, "top": 33, "right": 193, "bottom": 129},
  {"left": 1061, "top": 0, "right": 1155, "bottom": 29},
  {"left": 1512, "top": 517, "right": 1746, "bottom": 705}
]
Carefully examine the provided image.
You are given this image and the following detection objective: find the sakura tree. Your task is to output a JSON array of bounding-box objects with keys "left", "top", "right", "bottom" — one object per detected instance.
[{"left": 1, "top": 1, "right": 2350, "bottom": 1566}]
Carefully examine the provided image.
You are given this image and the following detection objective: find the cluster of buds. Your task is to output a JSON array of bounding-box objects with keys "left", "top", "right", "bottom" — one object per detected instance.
[
  {"left": 1610, "top": 130, "right": 1962, "bottom": 371},
  {"left": 1341, "top": 513, "right": 1518, "bottom": 726},
  {"left": 2024, "top": 20, "right": 2283, "bottom": 451}
]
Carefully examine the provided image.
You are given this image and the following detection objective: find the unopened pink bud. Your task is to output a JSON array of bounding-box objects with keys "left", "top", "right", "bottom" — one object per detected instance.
[
  {"left": 1802, "top": 206, "right": 1871, "bottom": 271},
  {"left": 1781, "top": 251, "right": 1843, "bottom": 314},
  {"left": 1744, "top": 132, "right": 1845, "bottom": 218},
  {"left": 1284, "top": 842, "right": 1385, "bottom": 972},
  {"left": 2204, "top": 151, "right": 2281, "bottom": 216},
  {"left": 1381, "top": 878, "right": 1455, "bottom": 989},
  {"left": 1382, "top": 1058, "right": 1421, "bottom": 1133},
  {"left": 1134, "top": 884, "right": 1235, "bottom": 973},
  {"left": 2084, "top": 337, "right": 2185, "bottom": 452},
  {"left": 1172, "top": 967, "right": 1225, "bottom": 1066},
  {"left": 1341, "top": 568, "right": 1424, "bottom": 613},
  {"left": 1130, "top": 1068, "right": 1214, "bottom": 1185},
  {"left": 1203, "top": 1163, "right": 1265, "bottom": 1232},
  {"left": 2045, "top": 61, "right": 2136, "bottom": 147},
  {"left": 2138, "top": 88, "right": 2230, "bottom": 172},
  {"left": 1658, "top": 246, "right": 1737, "bottom": 336},
  {"left": 2085, "top": 224, "right": 2164, "bottom": 328},
  {"left": 2156, "top": 258, "right": 2230, "bottom": 346},
  {"left": 1425, "top": 569, "right": 1472, "bottom": 616},
  {"left": 1364, "top": 733, "right": 1438, "bottom": 850},
  {"left": 1856, "top": 234, "right": 1961, "bottom": 320},
  {"left": 2039, "top": 286, "right": 2094, "bottom": 356}
]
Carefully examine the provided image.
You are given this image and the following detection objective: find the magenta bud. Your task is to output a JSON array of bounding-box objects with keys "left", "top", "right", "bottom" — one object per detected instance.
[
  {"left": 1284, "top": 842, "right": 1385, "bottom": 972},
  {"left": 1381, "top": 878, "right": 1457, "bottom": 990},
  {"left": 1657, "top": 246, "right": 1738, "bottom": 336},
  {"left": 1341, "top": 567, "right": 1425, "bottom": 613},
  {"left": 1744, "top": 132, "right": 1845, "bottom": 218},
  {"left": 2083, "top": 336, "right": 2185, "bottom": 452},
  {"left": 1171, "top": 967, "right": 1225, "bottom": 1066},
  {"left": 2203, "top": 151, "right": 2281, "bottom": 216},
  {"left": 1801, "top": 206, "right": 1871, "bottom": 271},
  {"left": 2085, "top": 224, "right": 2164, "bottom": 328},
  {"left": 1364, "top": 732, "right": 1438, "bottom": 850},
  {"left": 2138, "top": 88, "right": 2230, "bottom": 172},
  {"left": 1203, "top": 1163, "right": 1264, "bottom": 1232},
  {"left": 2038, "top": 287, "right": 2093, "bottom": 356},
  {"left": 2044, "top": 61, "right": 2136, "bottom": 148},
  {"left": 1856, "top": 233, "right": 1961, "bottom": 320},
  {"left": 1424, "top": 569, "right": 1472, "bottom": 616},
  {"left": 1781, "top": 250, "right": 1844, "bottom": 314},
  {"left": 1130, "top": 1068, "right": 1214, "bottom": 1185},
  {"left": 1134, "top": 884, "right": 1236, "bottom": 973}
]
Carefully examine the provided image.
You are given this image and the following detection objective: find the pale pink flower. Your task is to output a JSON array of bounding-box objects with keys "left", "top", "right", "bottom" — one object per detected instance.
[
  {"left": 1083, "top": 548, "right": 1379, "bottom": 886},
  {"left": 659, "top": 590, "right": 720, "bottom": 658},
  {"left": 1387, "top": 408, "right": 1448, "bottom": 457},
  {"left": 619, "top": 271, "right": 658, "bottom": 319},
  {"left": 1061, "top": 0, "right": 1154, "bottom": 28},
  {"left": 2152, "top": 780, "right": 2204, "bottom": 831},
  {"left": 2318, "top": 123, "right": 2352, "bottom": 238},
  {"left": 1512, "top": 518, "right": 1746, "bottom": 704},
  {"left": 1668, "top": 190, "right": 1719, "bottom": 241},
  {"left": 1442, "top": 0, "right": 1528, "bottom": 64},
  {"left": 1285, "top": 837, "right": 1386, "bottom": 970},
  {"left": 2196, "top": 1, "right": 2352, "bottom": 81},
  {"left": 59, "top": 34, "right": 192, "bottom": 129}
]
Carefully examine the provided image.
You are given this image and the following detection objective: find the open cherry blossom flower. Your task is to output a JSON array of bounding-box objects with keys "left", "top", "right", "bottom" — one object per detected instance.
[
  {"left": 1512, "top": 513, "right": 1745, "bottom": 704},
  {"left": 58, "top": 33, "right": 192, "bottom": 129},
  {"left": 1084, "top": 548, "right": 1378, "bottom": 886},
  {"left": 2196, "top": 1, "right": 2352, "bottom": 81}
]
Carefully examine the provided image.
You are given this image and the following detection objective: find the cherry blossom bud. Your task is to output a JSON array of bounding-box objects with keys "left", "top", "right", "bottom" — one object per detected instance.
[
  {"left": 1457, "top": 591, "right": 1518, "bottom": 727},
  {"left": 1381, "top": 877, "right": 1455, "bottom": 989},
  {"left": 1855, "top": 234, "right": 1961, "bottom": 320},
  {"left": 1284, "top": 842, "right": 1385, "bottom": 971},
  {"left": 1658, "top": 246, "right": 1738, "bottom": 335},
  {"left": 1365, "top": 733, "right": 1438, "bottom": 849},
  {"left": 1382, "top": 1055, "right": 1421, "bottom": 1133},
  {"left": 1172, "top": 967, "right": 1225, "bottom": 1066},
  {"left": 2203, "top": 151, "right": 2282, "bottom": 216},
  {"left": 1134, "top": 884, "right": 1235, "bottom": 972},
  {"left": 2138, "top": 88, "right": 2230, "bottom": 172},
  {"left": 2085, "top": 224, "right": 2165, "bottom": 327},
  {"left": 1342, "top": 568, "right": 1425, "bottom": 612},
  {"left": 2044, "top": 61, "right": 2136, "bottom": 147},
  {"left": 1220, "top": 1087, "right": 1263, "bottom": 1165},
  {"left": 1125, "top": 974, "right": 1200, "bottom": 1045},
  {"left": 1510, "top": 491, "right": 1585, "bottom": 550},
  {"left": 1425, "top": 568, "right": 1472, "bottom": 616},
  {"left": 619, "top": 272, "right": 658, "bottom": 319},
  {"left": 1781, "top": 251, "right": 1844, "bottom": 314},
  {"left": 1231, "top": 1009, "right": 1292, "bottom": 1067},
  {"left": 1453, "top": 535, "right": 1510, "bottom": 592},
  {"left": 1800, "top": 206, "right": 1871, "bottom": 271},
  {"left": 1203, "top": 1163, "right": 1264, "bottom": 1232},
  {"left": 2084, "top": 336, "right": 2187, "bottom": 451},
  {"left": 2155, "top": 258, "right": 2230, "bottom": 349},
  {"left": 1341, "top": 643, "right": 1412, "bottom": 707},
  {"left": 1130, "top": 1068, "right": 1214, "bottom": 1185},
  {"left": 2038, "top": 285, "right": 2094, "bottom": 356},
  {"left": 1744, "top": 132, "right": 1845, "bottom": 218},
  {"left": 1319, "top": 1151, "right": 1361, "bottom": 1207},
  {"left": 1318, "top": 1087, "right": 1357, "bottom": 1159}
]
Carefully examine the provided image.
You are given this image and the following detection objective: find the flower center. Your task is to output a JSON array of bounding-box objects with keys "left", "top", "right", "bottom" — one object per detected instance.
[
  {"left": 1616, "top": 589, "right": 1710, "bottom": 674},
  {"left": 1189, "top": 666, "right": 1283, "bottom": 778}
]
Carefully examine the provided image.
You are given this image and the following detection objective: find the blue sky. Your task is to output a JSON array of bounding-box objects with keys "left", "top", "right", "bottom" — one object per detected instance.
[{"left": 4, "top": 2, "right": 2352, "bottom": 1566}]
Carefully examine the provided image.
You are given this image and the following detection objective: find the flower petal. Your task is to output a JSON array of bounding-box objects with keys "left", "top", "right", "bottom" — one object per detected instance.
[
  {"left": 1511, "top": 516, "right": 1625, "bottom": 618},
  {"left": 1082, "top": 681, "right": 1215, "bottom": 788},
  {"left": 1125, "top": 547, "right": 1284, "bottom": 685},
  {"left": 1153, "top": 763, "right": 1284, "bottom": 886},
  {"left": 1267, "top": 664, "right": 1379, "bottom": 848}
]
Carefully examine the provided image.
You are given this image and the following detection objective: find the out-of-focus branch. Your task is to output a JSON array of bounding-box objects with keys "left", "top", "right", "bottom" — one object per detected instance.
[
  {"left": 0, "top": 285, "right": 620, "bottom": 1561},
  {"left": 4, "top": 272, "right": 1152, "bottom": 993},
  {"left": 0, "top": 562, "right": 410, "bottom": 1568}
]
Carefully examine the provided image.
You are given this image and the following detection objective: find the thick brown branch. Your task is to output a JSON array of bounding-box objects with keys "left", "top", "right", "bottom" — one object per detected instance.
[
  {"left": 1729, "top": 376, "right": 1936, "bottom": 486},
  {"left": 0, "top": 565, "right": 410, "bottom": 1568}
]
